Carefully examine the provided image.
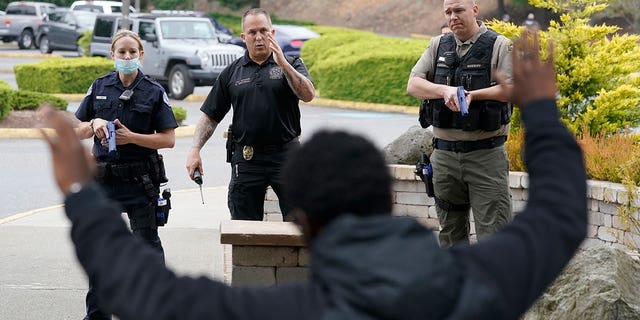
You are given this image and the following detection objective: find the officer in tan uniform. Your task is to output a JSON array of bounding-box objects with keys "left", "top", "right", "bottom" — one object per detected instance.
[{"left": 407, "top": 0, "right": 513, "bottom": 246}]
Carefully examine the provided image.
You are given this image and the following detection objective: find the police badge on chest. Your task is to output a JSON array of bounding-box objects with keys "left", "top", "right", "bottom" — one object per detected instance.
[{"left": 242, "top": 146, "right": 254, "bottom": 160}]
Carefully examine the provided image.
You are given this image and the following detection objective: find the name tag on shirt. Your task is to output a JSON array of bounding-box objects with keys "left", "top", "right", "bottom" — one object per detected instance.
[{"left": 96, "top": 96, "right": 107, "bottom": 100}]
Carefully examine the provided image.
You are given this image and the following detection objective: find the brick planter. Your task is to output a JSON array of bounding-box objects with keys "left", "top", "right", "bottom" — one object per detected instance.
[{"left": 221, "top": 165, "right": 640, "bottom": 287}]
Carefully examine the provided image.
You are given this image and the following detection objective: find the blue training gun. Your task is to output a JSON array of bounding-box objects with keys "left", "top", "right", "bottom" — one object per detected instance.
[
  {"left": 414, "top": 153, "right": 435, "bottom": 197},
  {"left": 107, "top": 121, "right": 117, "bottom": 155},
  {"left": 457, "top": 86, "right": 468, "bottom": 116}
]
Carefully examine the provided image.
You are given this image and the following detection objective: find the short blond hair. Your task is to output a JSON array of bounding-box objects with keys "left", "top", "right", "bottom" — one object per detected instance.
[{"left": 111, "top": 29, "right": 144, "bottom": 52}]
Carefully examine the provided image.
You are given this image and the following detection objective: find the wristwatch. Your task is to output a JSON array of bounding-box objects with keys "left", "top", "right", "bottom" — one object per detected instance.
[
  {"left": 67, "top": 182, "right": 84, "bottom": 195},
  {"left": 89, "top": 119, "right": 95, "bottom": 131}
]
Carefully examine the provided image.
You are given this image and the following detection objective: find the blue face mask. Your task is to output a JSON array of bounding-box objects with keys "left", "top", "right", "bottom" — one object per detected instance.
[{"left": 114, "top": 58, "right": 140, "bottom": 74}]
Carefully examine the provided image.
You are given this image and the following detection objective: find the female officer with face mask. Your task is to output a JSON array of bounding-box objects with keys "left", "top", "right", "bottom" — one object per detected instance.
[{"left": 74, "top": 29, "right": 178, "bottom": 320}]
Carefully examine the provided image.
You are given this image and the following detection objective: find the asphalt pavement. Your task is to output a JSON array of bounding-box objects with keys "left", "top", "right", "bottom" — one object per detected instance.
[{"left": 0, "top": 185, "right": 231, "bottom": 319}]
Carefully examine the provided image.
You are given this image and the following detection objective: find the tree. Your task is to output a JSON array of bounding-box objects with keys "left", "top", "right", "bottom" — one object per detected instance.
[
  {"left": 216, "top": 0, "right": 260, "bottom": 10},
  {"left": 597, "top": 0, "right": 640, "bottom": 33},
  {"left": 488, "top": 0, "right": 640, "bottom": 136},
  {"left": 153, "top": 0, "right": 190, "bottom": 10}
]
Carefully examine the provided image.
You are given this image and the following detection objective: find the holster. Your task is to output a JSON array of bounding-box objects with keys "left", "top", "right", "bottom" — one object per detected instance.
[
  {"left": 225, "top": 124, "right": 234, "bottom": 163},
  {"left": 148, "top": 153, "right": 168, "bottom": 184},
  {"left": 415, "top": 153, "right": 435, "bottom": 197},
  {"left": 155, "top": 189, "right": 172, "bottom": 227}
]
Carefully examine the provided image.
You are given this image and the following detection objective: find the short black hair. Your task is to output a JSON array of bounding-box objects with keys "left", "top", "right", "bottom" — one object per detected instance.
[{"left": 282, "top": 130, "right": 392, "bottom": 226}]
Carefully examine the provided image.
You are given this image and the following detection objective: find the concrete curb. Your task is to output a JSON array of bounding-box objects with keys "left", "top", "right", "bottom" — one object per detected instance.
[
  {"left": 309, "top": 98, "right": 417, "bottom": 115},
  {"left": 0, "top": 125, "right": 196, "bottom": 139},
  {"left": 0, "top": 52, "right": 63, "bottom": 59}
]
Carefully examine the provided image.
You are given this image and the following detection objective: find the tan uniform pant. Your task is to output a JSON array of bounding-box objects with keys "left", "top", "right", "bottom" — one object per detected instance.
[{"left": 431, "top": 145, "right": 512, "bottom": 247}]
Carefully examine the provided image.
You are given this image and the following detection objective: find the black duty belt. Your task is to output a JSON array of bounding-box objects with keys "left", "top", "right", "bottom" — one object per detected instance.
[
  {"left": 235, "top": 138, "right": 300, "bottom": 153},
  {"left": 234, "top": 138, "right": 300, "bottom": 161},
  {"left": 433, "top": 136, "right": 506, "bottom": 153},
  {"left": 96, "top": 161, "right": 149, "bottom": 178}
]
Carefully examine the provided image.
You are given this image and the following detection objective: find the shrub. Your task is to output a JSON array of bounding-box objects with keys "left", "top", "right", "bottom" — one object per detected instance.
[
  {"left": 0, "top": 80, "right": 66, "bottom": 119},
  {"left": 78, "top": 30, "right": 92, "bottom": 57},
  {"left": 304, "top": 26, "right": 427, "bottom": 106},
  {"left": 11, "top": 91, "right": 67, "bottom": 111},
  {"left": 579, "top": 131, "right": 640, "bottom": 184},
  {"left": 304, "top": 26, "right": 379, "bottom": 69},
  {"left": 172, "top": 106, "right": 187, "bottom": 125},
  {"left": 14, "top": 57, "right": 113, "bottom": 93},
  {"left": 506, "top": 126, "right": 640, "bottom": 185},
  {"left": 488, "top": 0, "right": 640, "bottom": 136},
  {"left": 0, "top": 80, "right": 13, "bottom": 120},
  {"left": 0, "top": 80, "right": 12, "bottom": 90},
  {"left": 211, "top": 13, "right": 241, "bottom": 36},
  {"left": 506, "top": 129, "right": 525, "bottom": 172}
]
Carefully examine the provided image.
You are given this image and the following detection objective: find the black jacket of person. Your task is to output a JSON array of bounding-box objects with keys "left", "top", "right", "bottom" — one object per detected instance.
[{"left": 64, "top": 99, "right": 587, "bottom": 320}]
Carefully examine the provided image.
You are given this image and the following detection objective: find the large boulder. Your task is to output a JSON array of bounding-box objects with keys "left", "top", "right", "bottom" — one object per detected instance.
[
  {"left": 525, "top": 247, "right": 640, "bottom": 320},
  {"left": 383, "top": 125, "right": 433, "bottom": 164}
]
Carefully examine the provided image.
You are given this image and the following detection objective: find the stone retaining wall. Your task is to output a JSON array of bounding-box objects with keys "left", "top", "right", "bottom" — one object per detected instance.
[{"left": 221, "top": 165, "right": 640, "bottom": 286}]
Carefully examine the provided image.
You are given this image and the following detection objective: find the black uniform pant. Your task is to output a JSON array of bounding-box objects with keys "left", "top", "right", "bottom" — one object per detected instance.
[
  {"left": 85, "top": 176, "right": 163, "bottom": 320},
  {"left": 228, "top": 144, "right": 297, "bottom": 221}
]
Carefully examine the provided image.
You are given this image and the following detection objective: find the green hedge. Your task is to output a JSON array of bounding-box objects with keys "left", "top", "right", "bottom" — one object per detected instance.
[
  {"left": 172, "top": 106, "right": 187, "bottom": 125},
  {"left": 0, "top": 79, "right": 67, "bottom": 120},
  {"left": 78, "top": 30, "right": 93, "bottom": 57},
  {"left": 0, "top": 80, "right": 13, "bottom": 120},
  {"left": 12, "top": 90, "right": 67, "bottom": 111},
  {"left": 304, "top": 26, "right": 428, "bottom": 106},
  {"left": 15, "top": 57, "right": 113, "bottom": 94}
]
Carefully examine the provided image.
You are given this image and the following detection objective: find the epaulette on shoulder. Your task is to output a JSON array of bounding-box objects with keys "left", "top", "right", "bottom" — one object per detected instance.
[
  {"left": 285, "top": 55, "right": 299, "bottom": 65},
  {"left": 96, "top": 71, "right": 117, "bottom": 80},
  {"left": 144, "top": 75, "right": 164, "bottom": 89}
]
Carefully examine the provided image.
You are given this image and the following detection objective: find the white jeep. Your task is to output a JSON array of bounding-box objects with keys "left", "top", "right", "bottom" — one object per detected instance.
[{"left": 90, "top": 13, "right": 244, "bottom": 100}]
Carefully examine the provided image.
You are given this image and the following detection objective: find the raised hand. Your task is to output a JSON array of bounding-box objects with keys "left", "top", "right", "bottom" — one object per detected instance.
[{"left": 509, "top": 30, "right": 557, "bottom": 107}]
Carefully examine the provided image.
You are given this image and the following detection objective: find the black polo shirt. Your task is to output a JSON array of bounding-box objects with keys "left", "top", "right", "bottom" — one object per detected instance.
[
  {"left": 75, "top": 71, "right": 178, "bottom": 161},
  {"left": 201, "top": 51, "right": 312, "bottom": 146}
]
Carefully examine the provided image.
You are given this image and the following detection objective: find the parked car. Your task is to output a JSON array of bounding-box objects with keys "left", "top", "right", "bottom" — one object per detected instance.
[
  {"left": 229, "top": 24, "right": 319, "bottom": 57},
  {"left": 70, "top": 1, "right": 136, "bottom": 14},
  {"left": 0, "top": 1, "right": 58, "bottom": 49},
  {"left": 151, "top": 10, "right": 232, "bottom": 43},
  {"left": 90, "top": 13, "right": 245, "bottom": 100},
  {"left": 36, "top": 9, "right": 97, "bottom": 55}
]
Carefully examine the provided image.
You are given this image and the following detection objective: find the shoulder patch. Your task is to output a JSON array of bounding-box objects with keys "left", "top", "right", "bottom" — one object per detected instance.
[
  {"left": 162, "top": 92, "right": 170, "bottom": 106},
  {"left": 97, "top": 71, "right": 116, "bottom": 81}
]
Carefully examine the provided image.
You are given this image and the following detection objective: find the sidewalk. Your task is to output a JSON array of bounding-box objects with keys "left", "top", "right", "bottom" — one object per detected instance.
[{"left": 0, "top": 186, "right": 232, "bottom": 320}]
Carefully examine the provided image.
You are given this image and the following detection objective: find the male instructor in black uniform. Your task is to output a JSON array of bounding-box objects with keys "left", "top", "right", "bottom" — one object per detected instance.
[{"left": 186, "top": 8, "right": 315, "bottom": 221}]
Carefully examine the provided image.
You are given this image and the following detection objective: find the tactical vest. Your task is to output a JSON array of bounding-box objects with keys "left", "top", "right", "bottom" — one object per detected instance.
[{"left": 418, "top": 30, "right": 511, "bottom": 131}]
